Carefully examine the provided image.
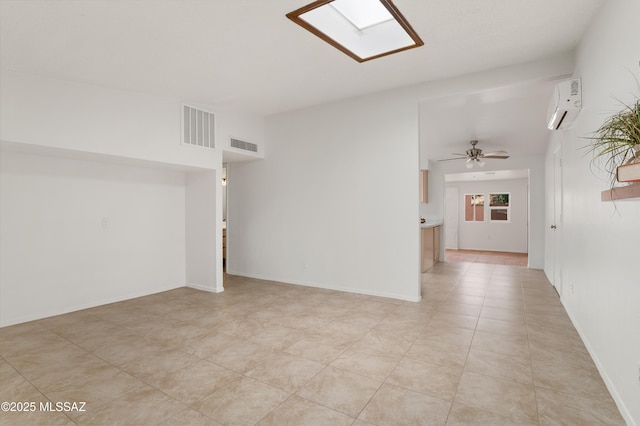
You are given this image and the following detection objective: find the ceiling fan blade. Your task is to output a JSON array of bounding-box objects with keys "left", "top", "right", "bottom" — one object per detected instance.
[
  {"left": 438, "top": 157, "right": 467, "bottom": 162},
  {"left": 481, "top": 155, "right": 510, "bottom": 159},
  {"left": 482, "top": 150, "right": 508, "bottom": 156},
  {"left": 450, "top": 153, "right": 467, "bottom": 156}
]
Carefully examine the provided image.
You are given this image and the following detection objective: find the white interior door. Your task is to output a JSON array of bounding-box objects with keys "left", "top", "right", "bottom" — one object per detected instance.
[
  {"left": 445, "top": 186, "right": 459, "bottom": 250},
  {"left": 552, "top": 147, "right": 563, "bottom": 293}
]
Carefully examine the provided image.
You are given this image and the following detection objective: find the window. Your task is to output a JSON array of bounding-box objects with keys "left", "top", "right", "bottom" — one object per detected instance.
[
  {"left": 489, "top": 193, "right": 510, "bottom": 222},
  {"left": 464, "top": 194, "right": 484, "bottom": 222}
]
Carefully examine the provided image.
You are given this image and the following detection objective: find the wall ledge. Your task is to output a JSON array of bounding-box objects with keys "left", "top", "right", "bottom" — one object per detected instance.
[
  {"left": 0, "top": 140, "right": 214, "bottom": 173},
  {"left": 601, "top": 183, "right": 640, "bottom": 201}
]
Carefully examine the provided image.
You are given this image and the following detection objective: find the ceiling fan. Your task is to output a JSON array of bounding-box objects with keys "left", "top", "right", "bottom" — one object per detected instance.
[{"left": 438, "top": 140, "right": 510, "bottom": 168}]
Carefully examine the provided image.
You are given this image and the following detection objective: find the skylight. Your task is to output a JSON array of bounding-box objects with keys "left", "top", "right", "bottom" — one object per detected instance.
[
  {"left": 330, "top": 0, "right": 393, "bottom": 30},
  {"left": 286, "top": 0, "right": 423, "bottom": 62}
]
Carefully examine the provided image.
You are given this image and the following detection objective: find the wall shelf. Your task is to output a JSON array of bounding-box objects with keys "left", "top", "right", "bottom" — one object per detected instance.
[{"left": 601, "top": 183, "right": 640, "bottom": 201}]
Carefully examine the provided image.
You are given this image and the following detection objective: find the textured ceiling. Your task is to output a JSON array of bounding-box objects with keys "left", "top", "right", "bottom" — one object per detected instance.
[{"left": 0, "top": 0, "right": 603, "bottom": 116}]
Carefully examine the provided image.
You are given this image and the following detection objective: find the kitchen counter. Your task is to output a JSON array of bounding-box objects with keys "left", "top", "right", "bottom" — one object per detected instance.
[{"left": 420, "top": 220, "right": 443, "bottom": 229}]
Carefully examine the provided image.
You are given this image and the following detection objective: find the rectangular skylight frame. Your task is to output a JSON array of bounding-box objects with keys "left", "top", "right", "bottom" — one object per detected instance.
[
  {"left": 329, "top": 0, "right": 393, "bottom": 30},
  {"left": 286, "top": 0, "right": 423, "bottom": 63}
]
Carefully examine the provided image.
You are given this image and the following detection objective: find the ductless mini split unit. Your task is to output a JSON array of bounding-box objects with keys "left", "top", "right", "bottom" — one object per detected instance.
[{"left": 547, "top": 78, "right": 582, "bottom": 130}]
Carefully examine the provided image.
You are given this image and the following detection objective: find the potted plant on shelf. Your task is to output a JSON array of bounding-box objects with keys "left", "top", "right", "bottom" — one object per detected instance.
[{"left": 586, "top": 97, "right": 640, "bottom": 186}]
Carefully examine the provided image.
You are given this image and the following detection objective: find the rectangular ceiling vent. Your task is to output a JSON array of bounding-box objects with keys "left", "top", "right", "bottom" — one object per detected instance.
[
  {"left": 230, "top": 138, "right": 258, "bottom": 153},
  {"left": 183, "top": 105, "right": 215, "bottom": 149}
]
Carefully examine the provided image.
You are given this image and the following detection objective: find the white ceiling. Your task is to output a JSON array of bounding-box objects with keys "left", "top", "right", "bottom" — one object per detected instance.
[
  {"left": 420, "top": 78, "right": 561, "bottom": 161},
  {"left": 0, "top": 0, "right": 603, "bottom": 117}
]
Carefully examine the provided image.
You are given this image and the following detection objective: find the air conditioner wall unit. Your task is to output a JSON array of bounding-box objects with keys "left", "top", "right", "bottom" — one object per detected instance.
[{"left": 547, "top": 78, "right": 582, "bottom": 130}]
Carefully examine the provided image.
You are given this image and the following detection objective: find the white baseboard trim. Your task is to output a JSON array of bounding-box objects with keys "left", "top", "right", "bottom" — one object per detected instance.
[
  {"left": 0, "top": 284, "right": 184, "bottom": 328},
  {"left": 559, "top": 295, "right": 635, "bottom": 426},
  {"left": 186, "top": 283, "right": 224, "bottom": 293},
  {"left": 225, "top": 270, "right": 421, "bottom": 303}
]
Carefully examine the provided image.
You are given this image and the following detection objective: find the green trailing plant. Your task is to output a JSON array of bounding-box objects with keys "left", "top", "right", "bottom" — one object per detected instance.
[{"left": 586, "top": 98, "right": 640, "bottom": 186}]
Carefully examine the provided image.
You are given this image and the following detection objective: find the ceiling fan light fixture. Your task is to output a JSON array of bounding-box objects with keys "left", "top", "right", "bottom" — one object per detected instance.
[
  {"left": 286, "top": 0, "right": 423, "bottom": 62},
  {"left": 438, "top": 140, "right": 510, "bottom": 167}
]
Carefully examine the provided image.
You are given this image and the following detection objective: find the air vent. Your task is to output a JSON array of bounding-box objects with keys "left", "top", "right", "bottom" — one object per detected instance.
[
  {"left": 183, "top": 105, "right": 215, "bottom": 149},
  {"left": 230, "top": 138, "right": 258, "bottom": 153},
  {"left": 570, "top": 79, "right": 579, "bottom": 96}
]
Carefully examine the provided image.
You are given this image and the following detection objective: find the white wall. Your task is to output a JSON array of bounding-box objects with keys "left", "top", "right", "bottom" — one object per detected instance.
[
  {"left": 0, "top": 71, "right": 265, "bottom": 325},
  {"left": 0, "top": 151, "right": 186, "bottom": 326},
  {"left": 226, "top": 56, "right": 572, "bottom": 300},
  {"left": 0, "top": 71, "right": 217, "bottom": 168},
  {"left": 447, "top": 178, "right": 528, "bottom": 253},
  {"left": 186, "top": 170, "right": 222, "bottom": 293},
  {"left": 0, "top": 71, "right": 265, "bottom": 168},
  {"left": 544, "top": 0, "right": 640, "bottom": 423},
  {"left": 227, "top": 89, "right": 422, "bottom": 301}
]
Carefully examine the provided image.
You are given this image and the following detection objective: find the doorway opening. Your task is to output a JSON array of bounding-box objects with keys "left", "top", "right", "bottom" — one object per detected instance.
[
  {"left": 222, "top": 165, "right": 227, "bottom": 272},
  {"left": 443, "top": 169, "right": 530, "bottom": 266}
]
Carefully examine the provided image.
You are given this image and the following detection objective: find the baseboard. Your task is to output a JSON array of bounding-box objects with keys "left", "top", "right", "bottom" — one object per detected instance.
[
  {"left": 0, "top": 284, "right": 184, "bottom": 328},
  {"left": 225, "top": 270, "right": 421, "bottom": 303},
  {"left": 186, "top": 283, "right": 224, "bottom": 293},
  {"left": 559, "top": 295, "right": 635, "bottom": 426}
]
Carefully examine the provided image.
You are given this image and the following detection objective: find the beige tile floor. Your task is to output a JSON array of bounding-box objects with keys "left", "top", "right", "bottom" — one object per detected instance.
[
  {"left": 446, "top": 249, "right": 528, "bottom": 267},
  {"left": 0, "top": 262, "right": 624, "bottom": 425}
]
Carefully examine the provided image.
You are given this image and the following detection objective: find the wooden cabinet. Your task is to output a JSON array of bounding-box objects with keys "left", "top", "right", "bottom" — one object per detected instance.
[
  {"left": 421, "top": 225, "right": 440, "bottom": 272},
  {"left": 421, "top": 227, "right": 434, "bottom": 272},
  {"left": 420, "top": 170, "right": 429, "bottom": 204}
]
